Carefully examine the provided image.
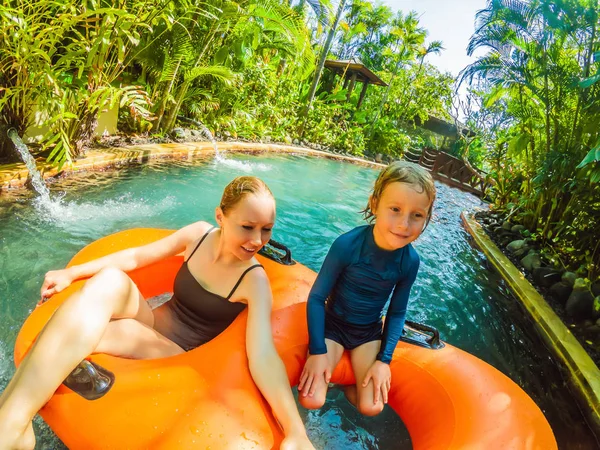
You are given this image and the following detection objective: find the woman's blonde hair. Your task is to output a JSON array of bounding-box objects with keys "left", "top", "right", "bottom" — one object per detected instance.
[
  {"left": 362, "top": 161, "right": 436, "bottom": 229},
  {"left": 220, "top": 176, "right": 274, "bottom": 215}
]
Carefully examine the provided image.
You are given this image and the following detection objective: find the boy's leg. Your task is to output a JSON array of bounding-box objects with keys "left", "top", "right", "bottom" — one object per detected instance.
[
  {"left": 347, "top": 340, "right": 385, "bottom": 416},
  {"left": 298, "top": 339, "right": 344, "bottom": 410}
]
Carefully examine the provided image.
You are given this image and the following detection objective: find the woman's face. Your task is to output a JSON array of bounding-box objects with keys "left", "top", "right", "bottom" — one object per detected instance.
[{"left": 217, "top": 193, "right": 276, "bottom": 261}]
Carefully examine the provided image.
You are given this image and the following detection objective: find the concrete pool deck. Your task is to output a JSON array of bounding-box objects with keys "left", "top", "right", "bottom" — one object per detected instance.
[
  {"left": 0, "top": 141, "right": 384, "bottom": 191},
  {"left": 461, "top": 211, "right": 600, "bottom": 437}
]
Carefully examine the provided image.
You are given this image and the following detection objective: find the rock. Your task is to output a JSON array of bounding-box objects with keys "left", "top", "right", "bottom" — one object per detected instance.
[
  {"left": 533, "top": 267, "right": 562, "bottom": 288},
  {"left": 283, "top": 135, "right": 292, "bottom": 144},
  {"left": 532, "top": 267, "right": 560, "bottom": 285},
  {"left": 293, "top": 139, "right": 299, "bottom": 145},
  {"left": 264, "top": 136, "right": 271, "bottom": 143},
  {"left": 501, "top": 221, "right": 513, "bottom": 231},
  {"left": 507, "top": 240, "right": 527, "bottom": 253},
  {"left": 500, "top": 235, "right": 516, "bottom": 247},
  {"left": 513, "top": 246, "right": 531, "bottom": 258},
  {"left": 561, "top": 272, "right": 577, "bottom": 287},
  {"left": 521, "top": 252, "right": 542, "bottom": 271},
  {"left": 581, "top": 325, "right": 600, "bottom": 338},
  {"left": 171, "top": 127, "right": 186, "bottom": 139},
  {"left": 511, "top": 224, "right": 526, "bottom": 234},
  {"left": 566, "top": 289, "right": 595, "bottom": 321},
  {"left": 190, "top": 129, "right": 202, "bottom": 137},
  {"left": 375, "top": 153, "right": 383, "bottom": 163},
  {"left": 549, "top": 282, "right": 572, "bottom": 305},
  {"left": 498, "top": 230, "right": 518, "bottom": 240}
]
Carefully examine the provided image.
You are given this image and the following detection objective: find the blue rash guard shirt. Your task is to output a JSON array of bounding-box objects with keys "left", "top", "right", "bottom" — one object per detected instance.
[{"left": 307, "top": 224, "right": 420, "bottom": 364}]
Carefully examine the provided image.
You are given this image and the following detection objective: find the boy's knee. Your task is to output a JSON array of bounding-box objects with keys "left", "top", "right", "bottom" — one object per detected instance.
[
  {"left": 358, "top": 402, "right": 384, "bottom": 417},
  {"left": 299, "top": 393, "right": 326, "bottom": 410}
]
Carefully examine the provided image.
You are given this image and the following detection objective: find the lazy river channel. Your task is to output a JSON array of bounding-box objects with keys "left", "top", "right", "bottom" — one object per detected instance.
[{"left": 0, "top": 151, "right": 598, "bottom": 449}]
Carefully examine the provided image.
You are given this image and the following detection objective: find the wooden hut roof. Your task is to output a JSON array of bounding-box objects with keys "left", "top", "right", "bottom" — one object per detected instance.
[{"left": 324, "top": 59, "right": 388, "bottom": 86}]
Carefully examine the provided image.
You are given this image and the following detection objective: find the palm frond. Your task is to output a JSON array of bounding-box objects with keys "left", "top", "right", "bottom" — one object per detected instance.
[{"left": 184, "top": 65, "right": 236, "bottom": 84}]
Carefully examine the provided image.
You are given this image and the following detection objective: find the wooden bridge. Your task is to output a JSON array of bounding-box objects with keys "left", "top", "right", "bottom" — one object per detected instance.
[{"left": 404, "top": 147, "right": 490, "bottom": 197}]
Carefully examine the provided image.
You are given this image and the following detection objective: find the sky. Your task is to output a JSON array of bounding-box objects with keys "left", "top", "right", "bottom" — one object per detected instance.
[{"left": 382, "top": 0, "right": 488, "bottom": 77}]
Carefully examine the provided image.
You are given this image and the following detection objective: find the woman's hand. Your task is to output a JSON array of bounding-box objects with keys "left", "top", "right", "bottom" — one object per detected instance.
[
  {"left": 281, "top": 433, "right": 315, "bottom": 450},
  {"left": 298, "top": 354, "right": 330, "bottom": 398},
  {"left": 362, "top": 360, "right": 391, "bottom": 404},
  {"left": 39, "top": 269, "right": 74, "bottom": 303}
]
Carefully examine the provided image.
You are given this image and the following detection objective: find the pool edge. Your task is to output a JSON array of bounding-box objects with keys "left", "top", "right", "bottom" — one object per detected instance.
[
  {"left": 461, "top": 211, "right": 600, "bottom": 436},
  {"left": 0, "top": 141, "right": 386, "bottom": 191}
]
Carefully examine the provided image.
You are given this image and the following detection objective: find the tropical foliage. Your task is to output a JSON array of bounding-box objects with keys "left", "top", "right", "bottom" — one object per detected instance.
[
  {"left": 1, "top": 0, "right": 598, "bottom": 284},
  {"left": 460, "top": 0, "right": 600, "bottom": 277},
  {"left": 0, "top": 0, "right": 453, "bottom": 164}
]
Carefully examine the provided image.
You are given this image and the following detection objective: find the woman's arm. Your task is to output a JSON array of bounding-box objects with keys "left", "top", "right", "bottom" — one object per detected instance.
[
  {"left": 245, "top": 270, "right": 314, "bottom": 449},
  {"left": 40, "top": 221, "right": 212, "bottom": 298}
]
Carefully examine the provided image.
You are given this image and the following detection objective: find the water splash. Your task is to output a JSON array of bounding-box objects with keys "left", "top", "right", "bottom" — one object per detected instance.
[
  {"left": 176, "top": 115, "right": 222, "bottom": 158},
  {"left": 34, "top": 193, "right": 178, "bottom": 231},
  {"left": 7, "top": 129, "right": 51, "bottom": 202},
  {"left": 175, "top": 116, "right": 273, "bottom": 172},
  {"left": 190, "top": 121, "right": 269, "bottom": 172},
  {"left": 213, "top": 157, "right": 270, "bottom": 173},
  {"left": 6, "top": 129, "right": 178, "bottom": 227}
]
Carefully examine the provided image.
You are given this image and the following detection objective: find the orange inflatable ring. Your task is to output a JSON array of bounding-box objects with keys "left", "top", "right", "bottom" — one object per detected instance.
[{"left": 15, "top": 229, "right": 557, "bottom": 449}]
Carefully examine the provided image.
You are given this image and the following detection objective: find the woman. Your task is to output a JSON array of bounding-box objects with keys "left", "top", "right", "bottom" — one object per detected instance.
[{"left": 0, "top": 176, "right": 314, "bottom": 450}]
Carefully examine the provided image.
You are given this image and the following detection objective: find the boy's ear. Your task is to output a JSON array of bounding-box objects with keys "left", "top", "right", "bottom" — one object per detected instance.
[{"left": 369, "top": 195, "right": 377, "bottom": 214}]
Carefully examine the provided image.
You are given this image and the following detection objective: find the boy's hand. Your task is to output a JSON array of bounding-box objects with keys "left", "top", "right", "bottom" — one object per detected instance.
[
  {"left": 362, "top": 360, "right": 391, "bottom": 404},
  {"left": 298, "top": 354, "right": 330, "bottom": 397}
]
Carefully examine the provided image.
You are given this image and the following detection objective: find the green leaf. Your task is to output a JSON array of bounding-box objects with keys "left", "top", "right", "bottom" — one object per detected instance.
[
  {"left": 507, "top": 133, "right": 530, "bottom": 158},
  {"left": 214, "top": 47, "right": 229, "bottom": 65},
  {"left": 577, "top": 143, "right": 600, "bottom": 169},
  {"left": 579, "top": 72, "right": 600, "bottom": 89}
]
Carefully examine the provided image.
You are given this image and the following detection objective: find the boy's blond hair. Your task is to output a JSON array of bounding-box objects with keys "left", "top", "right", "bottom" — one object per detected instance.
[{"left": 362, "top": 161, "right": 436, "bottom": 229}]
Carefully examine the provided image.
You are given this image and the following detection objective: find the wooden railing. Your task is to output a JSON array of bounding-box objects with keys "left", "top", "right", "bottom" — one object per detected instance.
[{"left": 404, "top": 148, "right": 490, "bottom": 196}]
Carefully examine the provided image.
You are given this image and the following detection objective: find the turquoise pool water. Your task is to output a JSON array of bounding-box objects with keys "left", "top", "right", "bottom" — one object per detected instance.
[{"left": 0, "top": 152, "right": 598, "bottom": 449}]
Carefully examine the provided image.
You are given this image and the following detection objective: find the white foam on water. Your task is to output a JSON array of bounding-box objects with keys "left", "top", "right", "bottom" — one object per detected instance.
[
  {"left": 33, "top": 193, "right": 178, "bottom": 228},
  {"left": 214, "top": 154, "right": 270, "bottom": 172}
]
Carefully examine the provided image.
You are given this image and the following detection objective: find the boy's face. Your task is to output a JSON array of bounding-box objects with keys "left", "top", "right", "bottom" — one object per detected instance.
[{"left": 371, "top": 182, "right": 430, "bottom": 251}]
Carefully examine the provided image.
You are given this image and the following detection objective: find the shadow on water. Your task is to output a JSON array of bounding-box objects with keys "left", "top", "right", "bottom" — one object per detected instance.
[{"left": 295, "top": 387, "right": 412, "bottom": 450}]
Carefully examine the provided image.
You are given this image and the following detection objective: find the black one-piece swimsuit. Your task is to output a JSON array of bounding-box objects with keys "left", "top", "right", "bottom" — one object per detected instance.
[{"left": 152, "top": 227, "right": 262, "bottom": 351}]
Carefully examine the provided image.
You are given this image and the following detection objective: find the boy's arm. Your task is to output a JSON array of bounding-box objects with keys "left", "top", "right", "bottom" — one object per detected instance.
[
  {"left": 376, "top": 256, "right": 420, "bottom": 364},
  {"left": 307, "top": 236, "right": 350, "bottom": 355}
]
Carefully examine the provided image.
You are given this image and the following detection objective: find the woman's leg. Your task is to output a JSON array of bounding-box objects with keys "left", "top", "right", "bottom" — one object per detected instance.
[
  {"left": 298, "top": 339, "right": 344, "bottom": 410},
  {"left": 0, "top": 267, "right": 177, "bottom": 448},
  {"left": 95, "top": 318, "right": 183, "bottom": 359},
  {"left": 346, "top": 340, "right": 384, "bottom": 416}
]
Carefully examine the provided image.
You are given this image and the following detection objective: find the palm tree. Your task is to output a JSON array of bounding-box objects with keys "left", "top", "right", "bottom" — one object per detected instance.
[
  {"left": 302, "top": 0, "right": 347, "bottom": 119},
  {"left": 372, "top": 10, "right": 425, "bottom": 124},
  {"left": 401, "top": 40, "right": 444, "bottom": 115}
]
